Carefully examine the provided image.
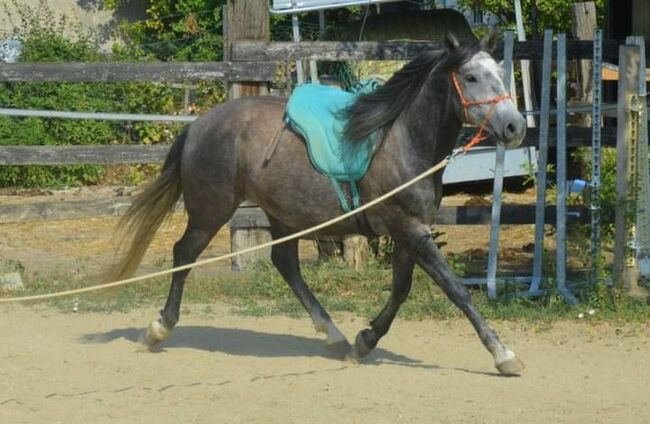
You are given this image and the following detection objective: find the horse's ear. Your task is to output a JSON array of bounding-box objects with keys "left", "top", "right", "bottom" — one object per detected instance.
[
  {"left": 480, "top": 29, "right": 499, "bottom": 53},
  {"left": 444, "top": 31, "right": 460, "bottom": 50}
]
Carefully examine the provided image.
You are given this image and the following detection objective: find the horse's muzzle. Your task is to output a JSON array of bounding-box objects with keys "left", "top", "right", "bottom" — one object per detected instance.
[{"left": 500, "top": 114, "right": 526, "bottom": 148}]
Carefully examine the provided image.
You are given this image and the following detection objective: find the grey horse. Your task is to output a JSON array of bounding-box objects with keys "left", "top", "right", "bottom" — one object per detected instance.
[{"left": 111, "top": 32, "right": 527, "bottom": 375}]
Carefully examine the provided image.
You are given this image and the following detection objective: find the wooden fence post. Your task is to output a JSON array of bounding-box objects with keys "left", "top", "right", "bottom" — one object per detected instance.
[
  {"left": 613, "top": 43, "right": 647, "bottom": 296},
  {"left": 343, "top": 236, "right": 369, "bottom": 271},
  {"left": 571, "top": 2, "right": 597, "bottom": 127},
  {"left": 626, "top": 36, "right": 650, "bottom": 287},
  {"left": 226, "top": 0, "right": 270, "bottom": 98},
  {"left": 226, "top": 0, "right": 272, "bottom": 270}
]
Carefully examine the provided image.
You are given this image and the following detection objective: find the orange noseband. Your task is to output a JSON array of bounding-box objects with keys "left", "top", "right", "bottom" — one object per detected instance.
[{"left": 451, "top": 72, "right": 513, "bottom": 151}]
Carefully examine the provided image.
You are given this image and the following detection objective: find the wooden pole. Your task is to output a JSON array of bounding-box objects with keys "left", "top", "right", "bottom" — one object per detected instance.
[
  {"left": 226, "top": 0, "right": 272, "bottom": 270},
  {"left": 613, "top": 44, "right": 642, "bottom": 293},
  {"left": 226, "top": 0, "right": 270, "bottom": 98},
  {"left": 626, "top": 36, "right": 650, "bottom": 286},
  {"left": 571, "top": 2, "right": 597, "bottom": 127},
  {"left": 514, "top": 0, "right": 536, "bottom": 128}
]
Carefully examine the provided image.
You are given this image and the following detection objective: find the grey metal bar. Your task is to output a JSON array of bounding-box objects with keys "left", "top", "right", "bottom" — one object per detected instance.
[
  {"left": 270, "top": 0, "right": 397, "bottom": 14},
  {"left": 555, "top": 34, "right": 577, "bottom": 304},
  {"left": 529, "top": 29, "right": 554, "bottom": 294},
  {"left": 521, "top": 103, "right": 617, "bottom": 116},
  {"left": 514, "top": 0, "right": 536, "bottom": 128},
  {"left": 0, "top": 104, "right": 624, "bottom": 124},
  {"left": 222, "top": 4, "right": 230, "bottom": 62},
  {"left": 309, "top": 59, "right": 319, "bottom": 83},
  {"left": 292, "top": 11, "right": 304, "bottom": 84},
  {"left": 591, "top": 29, "right": 603, "bottom": 284},
  {"left": 0, "top": 108, "right": 197, "bottom": 122},
  {"left": 1, "top": 104, "right": 621, "bottom": 121},
  {"left": 486, "top": 30, "right": 514, "bottom": 299}
]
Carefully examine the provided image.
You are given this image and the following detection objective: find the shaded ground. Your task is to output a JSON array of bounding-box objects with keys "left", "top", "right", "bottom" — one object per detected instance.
[{"left": 1, "top": 304, "right": 649, "bottom": 423}]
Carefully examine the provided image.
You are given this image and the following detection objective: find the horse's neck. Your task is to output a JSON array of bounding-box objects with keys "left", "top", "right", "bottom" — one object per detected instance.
[{"left": 398, "top": 75, "right": 462, "bottom": 165}]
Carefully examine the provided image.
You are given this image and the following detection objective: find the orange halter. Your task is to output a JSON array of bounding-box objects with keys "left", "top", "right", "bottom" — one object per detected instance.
[{"left": 451, "top": 72, "right": 513, "bottom": 151}]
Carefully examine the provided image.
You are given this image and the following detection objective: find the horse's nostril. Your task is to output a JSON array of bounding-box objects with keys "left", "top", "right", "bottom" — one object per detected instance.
[{"left": 506, "top": 123, "right": 516, "bottom": 137}]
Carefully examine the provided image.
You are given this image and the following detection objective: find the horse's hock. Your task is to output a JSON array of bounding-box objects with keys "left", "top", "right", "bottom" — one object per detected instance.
[{"left": 229, "top": 203, "right": 369, "bottom": 270}]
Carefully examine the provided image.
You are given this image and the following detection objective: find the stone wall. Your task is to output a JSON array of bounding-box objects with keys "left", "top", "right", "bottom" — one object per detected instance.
[{"left": 1, "top": 0, "right": 148, "bottom": 51}]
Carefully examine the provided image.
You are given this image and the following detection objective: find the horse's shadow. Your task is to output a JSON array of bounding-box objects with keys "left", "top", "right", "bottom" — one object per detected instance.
[
  {"left": 81, "top": 326, "right": 504, "bottom": 376},
  {"left": 80, "top": 325, "right": 419, "bottom": 365}
]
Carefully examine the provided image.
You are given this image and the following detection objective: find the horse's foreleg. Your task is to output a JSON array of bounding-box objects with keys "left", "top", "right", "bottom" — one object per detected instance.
[
  {"left": 351, "top": 243, "right": 414, "bottom": 359},
  {"left": 144, "top": 215, "right": 224, "bottom": 348},
  {"left": 270, "top": 227, "right": 351, "bottom": 357},
  {"left": 399, "top": 226, "right": 524, "bottom": 376}
]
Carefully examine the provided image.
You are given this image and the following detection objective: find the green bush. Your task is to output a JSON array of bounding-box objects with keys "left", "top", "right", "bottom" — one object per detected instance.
[
  {"left": 457, "top": 0, "right": 605, "bottom": 34},
  {"left": 0, "top": 0, "right": 225, "bottom": 188}
]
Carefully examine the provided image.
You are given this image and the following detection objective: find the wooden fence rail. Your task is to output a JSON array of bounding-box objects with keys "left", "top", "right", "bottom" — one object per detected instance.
[
  {"left": 231, "top": 40, "right": 650, "bottom": 62},
  {"left": 0, "top": 145, "right": 170, "bottom": 165},
  {"left": 0, "top": 197, "right": 589, "bottom": 226},
  {"left": 0, "top": 62, "right": 276, "bottom": 83}
]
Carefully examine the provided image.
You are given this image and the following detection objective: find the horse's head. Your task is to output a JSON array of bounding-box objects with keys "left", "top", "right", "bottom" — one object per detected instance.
[{"left": 445, "top": 32, "right": 526, "bottom": 149}]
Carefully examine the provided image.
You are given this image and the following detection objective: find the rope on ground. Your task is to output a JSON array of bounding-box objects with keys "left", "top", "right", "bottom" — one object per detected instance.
[{"left": 0, "top": 156, "right": 454, "bottom": 303}]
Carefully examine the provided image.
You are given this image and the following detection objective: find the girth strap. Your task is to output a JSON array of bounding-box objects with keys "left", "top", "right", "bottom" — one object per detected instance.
[{"left": 328, "top": 177, "right": 361, "bottom": 213}]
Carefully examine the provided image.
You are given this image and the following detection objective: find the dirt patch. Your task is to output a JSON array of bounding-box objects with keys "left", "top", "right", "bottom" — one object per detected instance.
[
  {"left": 0, "top": 187, "right": 543, "bottom": 277},
  {"left": 0, "top": 187, "right": 320, "bottom": 277},
  {"left": 1, "top": 304, "right": 649, "bottom": 423}
]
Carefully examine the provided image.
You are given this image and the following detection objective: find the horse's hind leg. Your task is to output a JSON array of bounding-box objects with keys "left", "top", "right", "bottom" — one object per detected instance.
[
  {"left": 144, "top": 211, "right": 231, "bottom": 348},
  {"left": 269, "top": 222, "right": 351, "bottom": 357},
  {"left": 351, "top": 243, "right": 414, "bottom": 359}
]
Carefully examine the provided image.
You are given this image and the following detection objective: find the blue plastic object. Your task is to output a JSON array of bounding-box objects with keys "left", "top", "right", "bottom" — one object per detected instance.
[
  {"left": 286, "top": 83, "right": 378, "bottom": 210},
  {"left": 568, "top": 179, "right": 587, "bottom": 193}
]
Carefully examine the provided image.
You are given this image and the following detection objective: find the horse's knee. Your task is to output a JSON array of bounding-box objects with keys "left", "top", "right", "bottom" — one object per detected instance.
[{"left": 446, "top": 278, "right": 472, "bottom": 304}]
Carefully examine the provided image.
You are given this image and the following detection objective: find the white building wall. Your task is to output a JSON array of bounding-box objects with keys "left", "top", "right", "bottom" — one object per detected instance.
[{"left": 0, "top": 0, "right": 147, "bottom": 51}]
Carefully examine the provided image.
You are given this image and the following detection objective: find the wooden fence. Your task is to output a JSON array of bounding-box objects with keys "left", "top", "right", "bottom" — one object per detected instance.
[
  {"left": 0, "top": 39, "right": 634, "bottom": 227},
  {"left": 0, "top": 38, "right": 641, "bottom": 269}
]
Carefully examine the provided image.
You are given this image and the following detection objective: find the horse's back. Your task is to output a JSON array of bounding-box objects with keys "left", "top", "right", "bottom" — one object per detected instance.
[{"left": 182, "top": 95, "right": 286, "bottom": 160}]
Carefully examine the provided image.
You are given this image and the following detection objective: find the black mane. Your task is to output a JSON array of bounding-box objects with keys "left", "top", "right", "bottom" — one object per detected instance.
[{"left": 343, "top": 40, "right": 483, "bottom": 144}]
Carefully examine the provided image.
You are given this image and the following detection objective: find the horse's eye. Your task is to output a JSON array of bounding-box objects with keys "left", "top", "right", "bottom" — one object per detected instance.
[{"left": 465, "top": 75, "right": 478, "bottom": 83}]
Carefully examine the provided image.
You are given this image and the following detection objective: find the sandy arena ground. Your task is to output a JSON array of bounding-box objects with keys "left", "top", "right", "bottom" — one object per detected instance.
[
  {"left": 1, "top": 304, "right": 649, "bottom": 423},
  {"left": 2, "top": 187, "right": 645, "bottom": 423}
]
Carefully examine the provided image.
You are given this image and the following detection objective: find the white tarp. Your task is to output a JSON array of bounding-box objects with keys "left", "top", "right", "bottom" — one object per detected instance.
[
  {"left": 271, "top": 0, "right": 402, "bottom": 14},
  {"left": 0, "top": 38, "right": 22, "bottom": 63}
]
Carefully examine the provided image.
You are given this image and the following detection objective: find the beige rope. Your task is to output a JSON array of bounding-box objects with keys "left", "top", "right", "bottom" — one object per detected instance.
[{"left": 0, "top": 157, "right": 451, "bottom": 303}]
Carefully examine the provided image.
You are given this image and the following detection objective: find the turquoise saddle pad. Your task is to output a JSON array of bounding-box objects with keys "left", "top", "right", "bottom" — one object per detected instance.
[{"left": 286, "top": 83, "right": 377, "bottom": 182}]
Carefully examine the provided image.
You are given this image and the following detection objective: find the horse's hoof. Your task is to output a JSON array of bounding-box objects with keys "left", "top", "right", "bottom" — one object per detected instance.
[
  {"left": 326, "top": 339, "right": 352, "bottom": 359},
  {"left": 143, "top": 319, "right": 171, "bottom": 348},
  {"left": 345, "top": 350, "right": 361, "bottom": 364},
  {"left": 495, "top": 351, "right": 524, "bottom": 376},
  {"left": 352, "top": 329, "right": 375, "bottom": 359}
]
